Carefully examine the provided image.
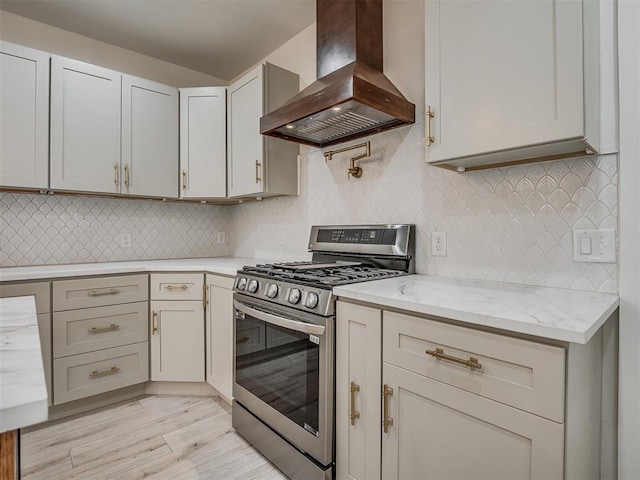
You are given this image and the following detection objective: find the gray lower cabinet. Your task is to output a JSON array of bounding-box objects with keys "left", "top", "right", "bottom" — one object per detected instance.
[
  {"left": 52, "top": 274, "right": 149, "bottom": 404},
  {"left": 53, "top": 343, "right": 148, "bottom": 404}
]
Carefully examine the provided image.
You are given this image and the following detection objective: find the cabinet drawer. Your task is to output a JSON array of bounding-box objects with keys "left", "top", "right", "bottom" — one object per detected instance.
[
  {"left": 53, "top": 302, "right": 149, "bottom": 358},
  {"left": 383, "top": 311, "right": 565, "bottom": 422},
  {"left": 0, "top": 282, "right": 50, "bottom": 314},
  {"left": 53, "top": 342, "right": 148, "bottom": 404},
  {"left": 150, "top": 273, "right": 203, "bottom": 300},
  {"left": 53, "top": 275, "right": 148, "bottom": 311}
]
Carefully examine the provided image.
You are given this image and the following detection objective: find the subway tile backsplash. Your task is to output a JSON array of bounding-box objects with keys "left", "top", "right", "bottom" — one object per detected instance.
[
  {"left": 0, "top": 193, "right": 231, "bottom": 266},
  {"left": 0, "top": 124, "right": 618, "bottom": 294}
]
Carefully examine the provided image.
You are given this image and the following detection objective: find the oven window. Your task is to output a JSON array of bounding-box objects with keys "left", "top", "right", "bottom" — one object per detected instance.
[{"left": 235, "top": 315, "right": 320, "bottom": 436}]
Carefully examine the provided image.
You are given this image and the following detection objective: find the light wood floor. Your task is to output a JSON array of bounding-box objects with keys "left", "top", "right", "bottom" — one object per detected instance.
[{"left": 21, "top": 395, "right": 288, "bottom": 479}]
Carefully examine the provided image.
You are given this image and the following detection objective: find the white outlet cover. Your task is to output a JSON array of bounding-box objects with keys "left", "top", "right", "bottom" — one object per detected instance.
[
  {"left": 119, "top": 233, "right": 131, "bottom": 248},
  {"left": 573, "top": 229, "right": 616, "bottom": 263},
  {"left": 431, "top": 231, "right": 447, "bottom": 257},
  {"left": 217, "top": 232, "right": 226, "bottom": 244}
]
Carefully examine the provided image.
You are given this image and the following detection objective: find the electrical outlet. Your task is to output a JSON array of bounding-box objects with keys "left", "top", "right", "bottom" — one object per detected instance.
[
  {"left": 119, "top": 233, "right": 131, "bottom": 248},
  {"left": 432, "top": 231, "right": 447, "bottom": 257},
  {"left": 217, "top": 232, "right": 226, "bottom": 244},
  {"left": 278, "top": 230, "right": 286, "bottom": 246}
]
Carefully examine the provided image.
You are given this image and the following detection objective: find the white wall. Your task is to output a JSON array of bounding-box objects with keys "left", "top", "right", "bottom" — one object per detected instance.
[
  {"left": 229, "top": 0, "right": 618, "bottom": 295},
  {"left": 617, "top": 0, "right": 640, "bottom": 476},
  {"left": 0, "top": 11, "right": 225, "bottom": 87}
]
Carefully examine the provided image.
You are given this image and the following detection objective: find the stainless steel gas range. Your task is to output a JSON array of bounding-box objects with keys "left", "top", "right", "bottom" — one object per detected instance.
[{"left": 232, "top": 224, "right": 414, "bottom": 480}]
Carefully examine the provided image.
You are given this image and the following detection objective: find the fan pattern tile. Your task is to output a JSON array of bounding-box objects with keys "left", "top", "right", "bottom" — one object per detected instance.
[
  {"left": 0, "top": 123, "right": 618, "bottom": 293},
  {"left": 230, "top": 123, "right": 618, "bottom": 293},
  {"left": 0, "top": 194, "right": 231, "bottom": 266}
]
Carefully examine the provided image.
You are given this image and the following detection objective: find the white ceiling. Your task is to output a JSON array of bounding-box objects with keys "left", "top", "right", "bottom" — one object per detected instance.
[{"left": 0, "top": 0, "right": 315, "bottom": 81}]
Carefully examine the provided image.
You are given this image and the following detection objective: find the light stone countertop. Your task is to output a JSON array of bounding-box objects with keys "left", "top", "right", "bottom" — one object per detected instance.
[
  {"left": 0, "top": 296, "right": 48, "bottom": 433},
  {"left": 334, "top": 275, "right": 619, "bottom": 344},
  {"left": 0, "top": 257, "right": 271, "bottom": 282}
]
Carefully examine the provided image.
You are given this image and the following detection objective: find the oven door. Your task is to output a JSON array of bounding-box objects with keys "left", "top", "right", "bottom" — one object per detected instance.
[{"left": 233, "top": 294, "right": 334, "bottom": 466}]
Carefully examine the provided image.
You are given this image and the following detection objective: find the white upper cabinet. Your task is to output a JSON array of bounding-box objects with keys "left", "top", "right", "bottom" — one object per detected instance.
[
  {"left": 50, "top": 56, "right": 122, "bottom": 193},
  {"left": 425, "top": 0, "right": 617, "bottom": 170},
  {"left": 0, "top": 41, "right": 49, "bottom": 190},
  {"left": 122, "top": 75, "right": 178, "bottom": 198},
  {"left": 179, "top": 87, "right": 227, "bottom": 199},
  {"left": 227, "top": 63, "right": 299, "bottom": 198}
]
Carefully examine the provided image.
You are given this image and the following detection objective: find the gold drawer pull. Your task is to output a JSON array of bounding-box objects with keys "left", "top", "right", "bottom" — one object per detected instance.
[
  {"left": 165, "top": 284, "right": 188, "bottom": 290},
  {"left": 89, "top": 366, "right": 120, "bottom": 378},
  {"left": 236, "top": 336, "right": 250, "bottom": 344},
  {"left": 89, "top": 323, "right": 120, "bottom": 334},
  {"left": 425, "top": 347, "right": 482, "bottom": 370},
  {"left": 425, "top": 105, "right": 435, "bottom": 146},
  {"left": 88, "top": 288, "right": 120, "bottom": 297},
  {"left": 350, "top": 381, "right": 361, "bottom": 426},
  {"left": 383, "top": 384, "right": 393, "bottom": 433}
]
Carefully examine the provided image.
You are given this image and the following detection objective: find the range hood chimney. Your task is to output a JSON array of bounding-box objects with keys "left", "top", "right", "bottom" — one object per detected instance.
[{"left": 260, "top": 0, "right": 415, "bottom": 148}]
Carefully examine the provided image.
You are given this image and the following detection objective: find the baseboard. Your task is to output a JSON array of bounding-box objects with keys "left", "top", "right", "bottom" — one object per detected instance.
[{"left": 144, "top": 381, "right": 218, "bottom": 396}]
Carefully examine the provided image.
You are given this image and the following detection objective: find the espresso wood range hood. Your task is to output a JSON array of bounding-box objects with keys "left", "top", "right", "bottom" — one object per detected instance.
[{"left": 260, "top": 0, "right": 415, "bottom": 148}]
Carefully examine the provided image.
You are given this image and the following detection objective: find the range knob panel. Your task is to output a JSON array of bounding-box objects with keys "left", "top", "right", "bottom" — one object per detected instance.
[
  {"left": 305, "top": 291, "right": 319, "bottom": 309},
  {"left": 247, "top": 279, "right": 259, "bottom": 293},
  {"left": 288, "top": 288, "right": 301, "bottom": 304},
  {"left": 266, "top": 284, "right": 279, "bottom": 299}
]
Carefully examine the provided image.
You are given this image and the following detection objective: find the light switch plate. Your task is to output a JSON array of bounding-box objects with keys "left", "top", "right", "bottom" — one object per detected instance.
[{"left": 573, "top": 229, "right": 616, "bottom": 263}]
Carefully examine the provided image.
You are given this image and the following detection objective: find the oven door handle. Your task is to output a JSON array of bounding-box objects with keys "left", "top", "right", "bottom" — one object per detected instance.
[{"left": 234, "top": 300, "right": 326, "bottom": 336}]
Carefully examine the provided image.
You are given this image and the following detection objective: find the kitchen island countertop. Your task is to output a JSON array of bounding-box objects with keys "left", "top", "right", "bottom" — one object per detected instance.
[
  {"left": 0, "top": 257, "right": 272, "bottom": 282},
  {"left": 334, "top": 275, "right": 619, "bottom": 344},
  {"left": 0, "top": 296, "right": 48, "bottom": 433}
]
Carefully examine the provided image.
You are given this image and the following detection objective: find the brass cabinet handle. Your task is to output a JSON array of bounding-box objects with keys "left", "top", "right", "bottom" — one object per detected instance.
[
  {"left": 236, "top": 336, "right": 250, "bottom": 344},
  {"left": 203, "top": 284, "right": 208, "bottom": 310},
  {"left": 350, "top": 381, "right": 361, "bottom": 426},
  {"left": 255, "top": 160, "right": 262, "bottom": 184},
  {"left": 165, "top": 284, "right": 188, "bottom": 290},
  {"left": 425, "top": 105, "right": 435, "bottom": 146},
  {"left": 182, "top": 170, "right": 187, "bottom": 190},
  {"left": 89, "top": 323, "right": 120, "bottom": 334},
  {"left": 124, "top": 164, "right": 130, "bottom": 187},
  {"left": 383, "top": 384, "right": 394, "bottom": 433},
  {"left": 90, "top": 366, "right": 120, "bottom": 378},
  {"left": 425, "top": 347, "right": 482, "bottom": 370},
  {"left": 88, "top": 288, "right": 120, "bottom": 297},
  {"left": 114, "top": 163, "right": 119, "bottom": 186},
  {"left": 152, "top": 310, "right": 158, "bottom": 334}
]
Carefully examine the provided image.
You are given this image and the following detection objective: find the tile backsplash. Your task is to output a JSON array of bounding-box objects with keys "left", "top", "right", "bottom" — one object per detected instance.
[
  {"left": 0, "top": 123, "right": 618, "bottom": 294},
  {"left": 0, "top": 193, "right": 231, "bottom": 266},
  {"left": 230, "top": 124, "right": 618, "bottom": 294}
]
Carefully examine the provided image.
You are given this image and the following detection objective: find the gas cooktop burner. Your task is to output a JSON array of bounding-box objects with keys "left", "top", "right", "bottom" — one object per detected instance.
[{"left": 241, "top": 261, "right": 407, "bottom": 287}]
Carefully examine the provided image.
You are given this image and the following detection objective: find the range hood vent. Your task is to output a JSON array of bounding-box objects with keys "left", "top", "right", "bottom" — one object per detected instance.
[{"left": 260, "top": 0, "right": 415, "bottom": 148}]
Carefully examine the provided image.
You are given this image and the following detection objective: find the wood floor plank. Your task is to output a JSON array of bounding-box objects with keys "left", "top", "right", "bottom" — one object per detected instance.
[{"left": 20, "top": 394, "right": 288, "bottom": 480}]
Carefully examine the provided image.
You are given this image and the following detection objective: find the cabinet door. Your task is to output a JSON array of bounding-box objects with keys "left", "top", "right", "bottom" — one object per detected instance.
[
  {"left": 425, "top": 0, "right": 583, "bottom": 164},
  {"left": 50, "top": 56, "right": 121, "bottom": 193},
  {"left": 227, "top": 64, "right": 265, "bottom": 197},
  {"left": 122, "top": 75, "right": 178, "bottom": 198},
  {"left": 381, "top": 363, "right": 564, "bottom": 480},
  {"left": 0, "top": 41, "right": 49, "bottom": 189},
  {"left": 180, "top": 87, "right": 227, "bottom": 198},
  {"left": 336, "top": 302, "right": 382, "bottom": 480},
  {"left": 150, "top": 300, "right": 204, "bottom": 382},
  {"left": 205, "top": 274, "right": 234, "bottom": 401}
]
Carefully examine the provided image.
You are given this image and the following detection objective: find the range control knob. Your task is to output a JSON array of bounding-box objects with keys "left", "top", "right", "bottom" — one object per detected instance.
[
  {"left": 266, "top": 284, "right": 279, "bottom": 299},
  {"left": 236, "top": 277, "right": 247, "bottom": 291},
  {"left": 247, "top": 279, "right": 259, "bottom": 293},
  {"left": 288, "top": 288, "right": 301, "bottom": 304},
  {"left": 305, "top": 292, "right": 319, "bottom": 309}
]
